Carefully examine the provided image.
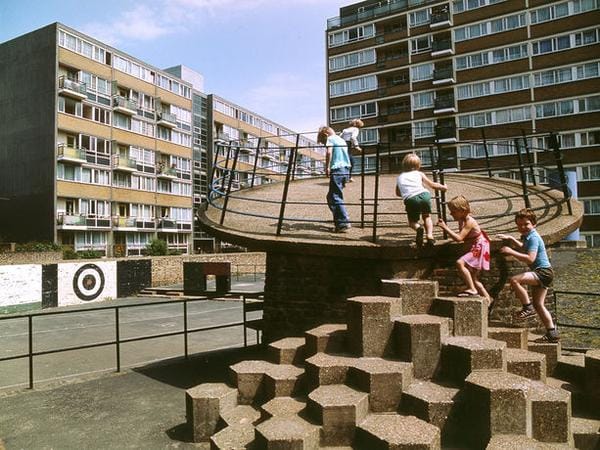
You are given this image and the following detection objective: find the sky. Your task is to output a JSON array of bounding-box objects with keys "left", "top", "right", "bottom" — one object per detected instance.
[{"left": 0, "top": 0, "right": 348, "bottom": 134}]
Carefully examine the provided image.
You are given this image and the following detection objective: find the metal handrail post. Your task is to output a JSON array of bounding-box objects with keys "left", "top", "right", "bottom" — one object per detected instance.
[
  {"left": 514, "top": 138, "right": 531, "bottom": 209},
  {"left": 250, "top": 138, "right": 262, "bottom": 188},
  {"left": 276, "top": 145, "right": 296, "bottom": 235},
  {"left": 549, "top": 132, "right": 573, "bottom": 215},
  {"left": 183, "top": 301, "right": 189, "bottom": 360},
  {"left": 481, "top": 128, "right": 492, "bottom": 178},
  {"left": 521, "top": 130, "right": 536, "bottom": 186},
  {"left": 28, "top": 316, "right": 33, "bottom": 389},
  {"left": 360, "top": 145, "right": 365, "bottom": 228},
  {"left": 115, "top": 307, "right": 121, "bottom": 372},
  {"left": 291, "top": 134, "right": 300, "bottom": 181},
  {"left": 209, "top": 143, "right": 221, "bottom": 197},
  {"left": 372, "top": 144, "right": 381, "bottom": 243},
  {"left": 220, "top": 145, "right": 241, "bottom": 225}
]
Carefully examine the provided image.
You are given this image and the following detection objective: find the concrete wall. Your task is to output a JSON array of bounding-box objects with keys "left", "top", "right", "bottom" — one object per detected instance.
[{"left": 0, "top": 24, "right": 57, "bottom": 242}]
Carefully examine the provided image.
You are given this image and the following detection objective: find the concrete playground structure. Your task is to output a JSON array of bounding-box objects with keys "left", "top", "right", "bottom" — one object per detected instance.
[{"left": 186, "top": 164, "right": 600, "bottom": 447}]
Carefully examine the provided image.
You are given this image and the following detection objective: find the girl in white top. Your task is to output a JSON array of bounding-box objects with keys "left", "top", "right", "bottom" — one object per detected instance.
[
  {"left": 340, "top": 119, "right": 364, "bottom": 181},
  {"left": 396, "top": 153, "right": 447, "bottom": 247}
]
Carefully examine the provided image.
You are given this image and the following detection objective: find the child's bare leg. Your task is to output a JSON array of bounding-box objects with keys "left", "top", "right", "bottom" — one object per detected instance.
[
  {"left": 509, "top": 272, "right": 537, "bottom": 306},
  {"left": 532, "top": 286, "right": 555, "bottom": 329},
  {"left": 456, "top": 259, "right": 476, "bottom": 293},
  {"left": 408, "top": 221, "right": 421, "bottom": 231},
  {"left": 423, "top": 214, "right": 433, "bottom": 239},
  {"left": 472, "top": 268, "right": 491, "bottom": 301}
]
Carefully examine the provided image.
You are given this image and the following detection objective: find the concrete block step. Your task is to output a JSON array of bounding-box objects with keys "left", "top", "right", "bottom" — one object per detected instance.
[
  {"left": 381, "top": 278, "right": 439, "bottom": 315},
  {"left": 506, "top": 348, "right": 547, "bottom": 381},
  {"left": 264, "top": 364, "right": 305, "bottom": 399},
  {"left": 554, "top": 351, "right": 585, "bottom": 386},
  {"left": 220, "top": 405, "right": 261, "bottom": 427},
  {"left": 441, "top": 336, "right": 506, "bottom": 384},
  {"left": 546, "top": 377, "right": 587, "bottom": 416},
  {"left": 255, "top": 416, "right": 320, "bottom": 449},
  {"left": 307, "top": 384, "right": 369, "bottom": 446},
  {"left": 401, "top": 380, "right": 462, "bottom": 445},
  {"left": 394, "top": 314, "right": 451, "bottom": 379},
  {"left": 347, "top": 296, "right": 403, "bottom": 357},
  {"left": 304, "top": 353, "right": 356, "bottom": 390},
  {"left": 528, "top": 334, "right": 561, "bottom": 375},
  {"left": 210, "top": 423, "right": 256, "bottom": 449},
  {"left": 430, "top": 295, "right": 487, "bottom": 337},
  {"left": 304, "top": 324, "right": 347, "bottom": 357},
  {"left": 267, "top": 337, "right": 306, "bottom": 365},
  {"left": 528, "top": 380, "right": 572, "bottom": 444},
  {"left": 486, "top": 434, "right": 571, "bottom": 449},
  {"left": 487, "top": 327, "right": 529, "bottom": 350},
  {"left": 463, "top": 371, "right": 531, "bottom": 448},
  {"left": 355, "top": 413, "right": 441, "bottom": 449},
  {"left": 571, "top": 416, "right": 600, "bottom": 450},
  {"left": 348, "top": 357, "right": 413, "bottom": 412},
  {"left": 584, "top": 349, "right": 600, "bottom": 415},
  {"left": 261, "top": 396, "right": 306, "bottom": 419},
  {"left": 229, "top": 360, "right": 278, "bottom": 405},
  {"left": 186, "top": 382, "right": 238, "bottom": 442}
]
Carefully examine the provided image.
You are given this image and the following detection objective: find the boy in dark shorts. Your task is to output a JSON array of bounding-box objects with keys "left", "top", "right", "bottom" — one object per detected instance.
[{"left": 498, "top": 208, "right": 558, "bottom": 343}]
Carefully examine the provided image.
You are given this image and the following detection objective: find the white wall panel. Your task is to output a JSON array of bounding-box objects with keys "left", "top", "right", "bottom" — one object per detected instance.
[{"left": 0, "top": 265, "right": 42, "bottom": 307}]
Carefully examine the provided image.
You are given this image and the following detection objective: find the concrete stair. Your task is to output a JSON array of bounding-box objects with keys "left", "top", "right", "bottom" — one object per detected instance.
[
  {"left": 255, "top": 416, "right": 320, "bottom": 449},
  {"left": 348, "top": 357, "right": 413, "bottom": 412},
  {"left": 441, "top": 336, "right": 506, "bottom": 383},
  {"left": 488, "top": 326, "right": 528, "bottom": 349},
  {"left": 394, "top": 314, "right": 451, "bottom": 379},
  {"left": 304, "top": 324, "right": 346, "bottom": 357},
  {"left": 506, "top": 348, "right": 547, "bottom": 381},
  {"left": 346, "top": 296, "right": 402, "bottom": 357},
  {"left": 380, "top": 278, "right": 439, "bottom": 315},
  {"left": 307, "top": 384, "right": 368, "bottom": 446},
  {"left": 185, "top": 277, "right": 599, "bottom": 448},
  {"left": 355, "top": 414, "right": 441, "bottom": 449},
  {"left": 268, "top": 337, "right": 306, "bottom": 365},
  {"left": 401, "top": 380, "right": 462, "bottom": 444},
  {"left": 430, "top": 295, "right": 487, "bottom": 337}
]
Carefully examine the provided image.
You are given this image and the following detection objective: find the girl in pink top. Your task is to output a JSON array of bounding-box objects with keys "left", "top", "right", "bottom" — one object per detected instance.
[{"left": 437, "top": 195, "right": 491, "bottom": 304}]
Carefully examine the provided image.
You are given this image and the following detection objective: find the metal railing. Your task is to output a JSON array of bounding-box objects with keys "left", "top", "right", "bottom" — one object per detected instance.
[
  {"left": 0, "top": 292, "right": 263, "bottom": 389},
  {"left": 207, "top": 127, "right": 574, "bottom": 244}
]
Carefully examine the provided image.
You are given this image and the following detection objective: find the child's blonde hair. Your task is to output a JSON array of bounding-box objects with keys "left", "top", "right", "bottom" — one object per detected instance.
[
  {"left": 349, "top": 119, "right": 364, "bottom": 128},
  {"left": 402, "top": 153, "right": 421, "bottom": 171},
  {"left": 317, "top": 126, "right": 330, "bottom": 145},
  {"left": 447, "top": 195, "right": 471, "bottom": 214}
]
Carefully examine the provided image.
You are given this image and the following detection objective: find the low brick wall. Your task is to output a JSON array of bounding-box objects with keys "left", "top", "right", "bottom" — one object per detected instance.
[{"left": 0, "top": 251, "right": 63, "bottom": 265}]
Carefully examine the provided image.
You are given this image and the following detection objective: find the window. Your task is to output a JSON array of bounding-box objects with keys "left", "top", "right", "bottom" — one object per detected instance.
[
  {"left": 411, "top": 63, "right": 434, "bottom": 81},
  {"left": 454, "top": 13, "right": 525, "bottom": 42},
  {"left": 583, "top": 198, "right": 600, "bottom": 214},
  {"left": 452, "top": 0, "right": 504, "bottom": 13},
  {"left": 329, "top": 49, "right": 376, "bottom": 72},
  {"left": 329, "top": 75, "right": 377, "bottom": 97},
  {"left": 456, "top": 44, "right": 527, "bottom": 70},
  {"left": 580, "top": 165, "right": 600, "bottom": 181},
  {"left": 411, "top": 36, "right": 432, "bottom": 54},
  {"left": 412, "top": 91, "right": 435, "bottom": 110},
  {"left": 328, "top": 24, "right": 375, "bottom": 47},
  {"left": 409, "top": 8, "right": 430, "bottom": 27},
  {"left": 58, "top": 29, "right": 105, "bottom": 63},
  {"left": 413, "top": 120, "right": 436, "bottom": 138},
  {"left": 330, "top": 102, "right": 377, "bottom": 122},
  {"left": 459, "top": 107, "right": 530, "bottom": 128}
]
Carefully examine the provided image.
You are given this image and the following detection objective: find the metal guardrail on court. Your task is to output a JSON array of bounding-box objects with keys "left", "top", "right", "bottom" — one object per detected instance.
[{"left": 0, "top": 291, "right": 263, "bottom": 389}]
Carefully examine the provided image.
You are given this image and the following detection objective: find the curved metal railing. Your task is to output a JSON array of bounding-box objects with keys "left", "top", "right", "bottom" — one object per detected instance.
[{"left": 206, "top": 126, "right": 574, "bottom": 243}]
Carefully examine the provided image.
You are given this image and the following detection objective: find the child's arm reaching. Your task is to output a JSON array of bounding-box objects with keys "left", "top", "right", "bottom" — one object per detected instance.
[
  {"left": 421, "top": 173, "right": 447, "bottom": 192},
  {"left": 438, "top": 217, "right": 475, "bottom": 242},
  {"left": 497, "top": 234, "right": 522, "bottom": 248}
]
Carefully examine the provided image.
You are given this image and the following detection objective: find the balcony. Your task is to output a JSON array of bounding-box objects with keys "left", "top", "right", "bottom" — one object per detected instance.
[
  {"left": 157, "top": 112, "right": 177, "bottom": 128},
  {"left": 156, "top": 217, "right": 178, "bottom": 232},
  {"left": 157, "top": 165, "right": 177, "bottom": 179},
  {"left": 434, "top": 95, "right": 457, "bottom": 114},
  {"left": 431, "top": 39, "right": 454, "bottom": 57},
  {"left": 112, "top": 154, "right": 137, "bottom": 172},
  {"left": 57, "top": 214, "right": 111, "bottom": 229},
  {"left": 57, "top": 144, "right": 87, "bottom": 164},
  {"left": 435, "top": 124, "right": 457, "bottom": 144},
  {"left": 430, "top": 10, "right": 452, "bottom": 29},
  {"left": 58, "top": 76, "right": 87, "bottom": 100},
  {"left": 113, "top": 96, "right": 137, "bottom": 115},
  {"left": 433, "top": 66, "right": 455, "bottom": 85},
  {"left": 216, "top": 132, "right": 230, "bottom": 143},
  {"left": 112, "top": 216, "right": 156, "bottom": 230}
]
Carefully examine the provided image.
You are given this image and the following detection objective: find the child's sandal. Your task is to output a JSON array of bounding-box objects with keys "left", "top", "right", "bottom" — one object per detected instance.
[{"left": 514, "top": 307, "right": 536, "bottom": 320}]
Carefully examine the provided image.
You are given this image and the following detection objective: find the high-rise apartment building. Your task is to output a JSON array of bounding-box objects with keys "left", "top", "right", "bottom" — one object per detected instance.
[{"left": 326, "top": 0, "right": 600, "bottom": 245}]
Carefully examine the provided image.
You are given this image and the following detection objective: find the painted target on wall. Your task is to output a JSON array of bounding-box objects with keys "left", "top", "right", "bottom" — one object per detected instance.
[{"left": 72, "top": 264, "right": 105, "bottom": 301}]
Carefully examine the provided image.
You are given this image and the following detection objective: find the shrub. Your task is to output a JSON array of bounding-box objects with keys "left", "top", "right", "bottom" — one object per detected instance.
[
  {"left": 62, "top": 247, "right": 78, "bottom": 260},
  {"left": 77, "top": 250, "right": 104, "bottom": 259},
  {"left": 15, "top": 241, "right": 61, "bottom": 252},
  {"left": 145, "top": 238, "right": 168, "bottom": 256}
]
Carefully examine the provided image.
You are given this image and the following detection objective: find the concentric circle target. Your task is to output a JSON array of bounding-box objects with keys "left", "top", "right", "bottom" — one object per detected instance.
[{"left": 72, "top": 264, "right": 105, "bottom": 301}]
